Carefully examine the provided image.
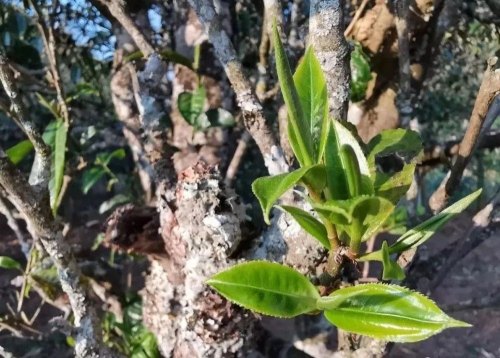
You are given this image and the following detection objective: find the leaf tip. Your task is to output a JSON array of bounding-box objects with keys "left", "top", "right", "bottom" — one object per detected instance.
[{"left": 447, "top": 318, "right": 472, "bottom": 328}]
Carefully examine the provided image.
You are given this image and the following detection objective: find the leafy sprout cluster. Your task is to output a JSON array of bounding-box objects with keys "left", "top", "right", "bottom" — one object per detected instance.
[{"left": 206, "top": 24, "right": 480, "bottom": 343}]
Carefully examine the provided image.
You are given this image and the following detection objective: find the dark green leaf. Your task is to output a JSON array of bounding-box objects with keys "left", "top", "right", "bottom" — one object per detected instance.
[
  {"left": 6, "top": 139, "right": 33, "bottom": 164},
  {"left": 207, "top": 261, "right": 320, "bottom": 318},
  {"left": 278, "top": 205, "right": 330, "bottom": 249},
  {"left": 273, "top": 22, "right": 314, "bottom": 167},
  {"left": 82, "top": 167, "right": 106, "bottom": 194},
  {"left": 0, "top": 256, "right": 22, "bottom": 271},
  {"left": 381, "top": 241, "right": 405, "bottom": 280},
  {"left": 317, "top": 283, "right": 469, "bottom": 342},
  {"left": 97, "top": 148, "right": 126, "bottom": 166},
  {"left": 325, "top": 120, "right": 372, "bottom": 200},
  {"left": 99, "top": 194, "right": 133, "bottom": 214},
  {"left": 178, "top": 86, "right": 206, "bottom": 129},
  {"left": 293, "top": 46, "right": 328, "bottom": 162},
  {"left": 350, "top": 44, "right": 372, "bottom": 102},
  {"left": 252, "top": 165, "right": 324, "bottom": 224}
]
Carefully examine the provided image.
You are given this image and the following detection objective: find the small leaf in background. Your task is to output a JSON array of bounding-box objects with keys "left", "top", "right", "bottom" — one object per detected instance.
[
  {"left": 293, "top": 46, "right": 328, "bottom": 161},
  {"left": 97, "top": 148, "right": 126, "bottom": 166},
  {"left": 0, "top": 256, "right": 22, "bottom": 271},
  {"left": 381, "top": 241, "right": 405, "bottom": 280},
  {"left": 205, "top": 108, "right": 236, "bottom": 128},
  {"left": 6, "top": 139, "right": 33, "bottom": 164},
  {"left": 207, "top": 261, "right": 320, "bottom": 318},
  {"left": 252, "top": 165, "right": 323, "bottom": 224},
  {"left": 273, "top": 22, "right": 314, "bottom": 167},
  {"left": 317, "top": 283, "right": 469, "bottom": 342},
  {"left": 99, "top": 194, "right": 133, "bottom": 214},
  {"left": 325, "top": 120, "right": 372, "bottom": 200},
  {"left": 82, "top": 167, "right": 106, "bottom": 194},
  {"left": 278, "top": 205, "right": 330, "bottom": 249},
  {"left": 366, "top": 129, "right": 422, "bottom": 175},
  {"left": 49, "top": 120, "right": 68, "bottom": 214},
  {"left": 350, "top": 43, "right": 372, "bottom": 103},
  {"left": 178, "top": 86, "right": 206, "bottom": 129}
]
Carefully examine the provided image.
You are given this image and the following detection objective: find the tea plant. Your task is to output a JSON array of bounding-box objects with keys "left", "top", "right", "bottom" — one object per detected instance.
[{"left": 207, "top": 24, "right": 480, "bottom": 343}]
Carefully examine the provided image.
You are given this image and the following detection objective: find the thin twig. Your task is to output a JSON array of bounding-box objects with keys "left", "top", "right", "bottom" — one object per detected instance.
[
  {"left": 429, "top": 57, "right": 500, "bottom": 212},
  {"left": 0, "top": 193, "right": 30, "bottom": 256},
  {"left": 344, "top": 0, "right": 370, "bottom": 37},
  {"left": 224, "top": 131, "right": 251, "bottom": 187},
  {"left": 187, "top": 0, "right": 288, "bottom": 176}
]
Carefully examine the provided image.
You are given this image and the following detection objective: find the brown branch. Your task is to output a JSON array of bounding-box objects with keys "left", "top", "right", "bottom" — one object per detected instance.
[
  {"left": 95, "top": 0, "right": 155, "bottom": 57},
  {"left": 0, "top": 54, "right": 51, "bottom": 190},
  {"left": 429, "top": 57, "right": 500, "bottom": 213},
  {"left": 187, "top": 0, "right": 289, "bottom": 176},
  {"left": 224, "top": 131, "right": 251, "bottom": 187},
  {"left": 309, "top": 0, "right": 351, "bottom": 121},
  {"left": 344, "top": 0, "right": 370, "bottom": 37}
]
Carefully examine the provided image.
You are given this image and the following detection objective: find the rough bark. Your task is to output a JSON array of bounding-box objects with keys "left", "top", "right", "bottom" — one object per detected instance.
[{"left": 309, "top": 0, "right": 351, "bottom": 121}]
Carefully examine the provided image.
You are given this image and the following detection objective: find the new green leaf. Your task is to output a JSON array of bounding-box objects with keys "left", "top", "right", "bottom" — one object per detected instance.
[
  {"left": 207, "top": 261, "right": 320, "bottom": 318},
  {"left": 381, "top": 241, "right": 405, "bottom": 280},
  {"left": 273, "top": 22, "right": 314, "bottom": 167},
  {"left": 49, "top": 120, "right": 68, "bottom": 214},
  {"left": 293, "top": 46, "right": 328, "bottom": 162},
  {"left": 367, "top": 129, "right": 422, "bottom": 174},
  {"left": 278, "top": 205, "right": 330, "bottom": 249},
  {"left": 178, "top": 86, "right": 206, "bottom": 130},
  {"left": 6, "top": 139, "right": 33, "bottom": 164},
  {"left": 361, "top": 189, "right": 482, "bottom": 261},
  {"left": 325, "top": 120, "right": 372, "bottom": 200},
  {"left": 0, "top": 256, "right": 22, "bottom": 271},
  {"left": 252, "top": 165, "right": 324, "bottom": 224},
  {"left": 374, "top": 163, "right": 416, "bottom": 204},
  {"left": 317, "top": 283, "right": 469, "bottom": 342}
]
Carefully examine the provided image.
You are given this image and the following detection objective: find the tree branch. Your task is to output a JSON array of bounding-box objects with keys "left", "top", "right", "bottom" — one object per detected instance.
[
  {"left": 0, "top": 154, "right": 111, "bottom": 357},
  {"left": 309, "top": 0, "right": 351, "bottom": 121},
  {"left": 95, "top": 0, "right": 155, "bottom": 57},
  {"left": 393, "top": 0, "right": 413, "bottom": 129},
  {"left": 187, "top": 0, "right": 289, "bottom": 175},
  {"left": 429, "top": 57, "right": 500, "bottom": 212},
  {"left": 0, "top": 54, "right": 50, "bottom": 190}
]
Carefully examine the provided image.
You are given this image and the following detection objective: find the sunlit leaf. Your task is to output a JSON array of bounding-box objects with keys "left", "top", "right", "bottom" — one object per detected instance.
[
  {"left": 317, "top": 284, "right": 470, "bottom": 342},
  {"left": 273, "top": 22, "right": 314, "bottom": 167},
  {"left": 207, "top": 261, "right": 320, "bottom": 318},
  {"left": 381, "top": 241, "right": 405, "bottom": 280},
  {"left": 278, "top": 205, "right": 330, "bottom": 249},
  {"left": 360, "top": 189, "right": 482, "bottom": 261},
  {"left": 325, "top": 120, "right": 372, "bottom": 200},
  {"left": 178, "top": 86, "right": 206, "bottom": 129},
  {"left": 374, "top": 163, "right": 416, "bottom": 204},
  {"left": 252, "top": 165, "right": 324, "bottom": 224},
  {"left": 366, "top": 129, "right": 422, "bottom": 175},
  {"left": 293, "top": 46, "right": 328, "bottom": 162},
  {"left": 6, "top": 139, "right": 33, "bottom": 164}
]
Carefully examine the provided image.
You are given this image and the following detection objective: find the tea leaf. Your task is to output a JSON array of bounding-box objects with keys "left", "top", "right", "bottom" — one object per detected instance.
[
  {"left": 350, "top": 44, "right": 372, "bottom": 103},
  {"left": 317, "top": 283, "right": 470, "bottom": 342},
  {"left": 367, "top": 129, "right": 422, "bottom": 174},
  {"left": 49, "top": 120, "right": 68, "bottom": 214},
  {"left": 381, "top": 241, "right": 405, "bottom": 280},
  {"left": 252, "top": 165, "right": 324, "bottom": 224},
  {"left": 178, "top": 86, "right": 206, "bottom": 129},
  {"left": 325, "top": 120, "right": 372, "bottom": 200},
  {"left": 0, "top": 256, "right": 22, "bottom": 271},
  {"left": 207, "top": 261, "right": 320, "bottom": 318},
  {"left": 6, "top": 139, "right": 33, "bottom": 164},
  {"left": 293, "top": 46, "right": 328, "bottom": 162},
  {"left": 374, "top": 163, "right": 416, "bottom": 204},
  {"left": 273, "top": 22, "right": 314, "bottom": 166},
  {"left": 278, "top": 205, "right": 330, "bottom": 249}
]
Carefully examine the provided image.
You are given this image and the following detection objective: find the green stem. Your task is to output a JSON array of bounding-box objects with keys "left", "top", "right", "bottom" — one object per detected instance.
[{"left": 348, "top": 218, "right": 363, "bottom": 254}]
